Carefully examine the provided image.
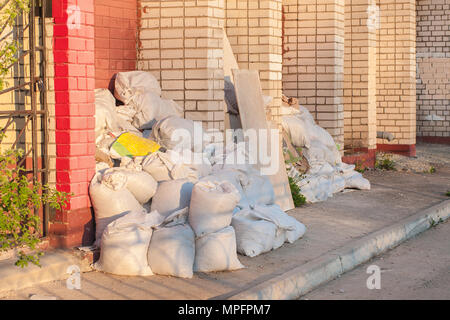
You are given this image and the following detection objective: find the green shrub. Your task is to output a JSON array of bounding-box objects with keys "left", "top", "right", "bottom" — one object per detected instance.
[
  {"left": 375, "top": 153, "right": 396, "bottom": 171},
  {"left": 0, "top": 0, "right": 30, "bottom": 90},
  {"left": 1, "top": 135, "right": 69, "bottom": 267},
  {"left": 354, "top": 159, "right": 366, "bottom": 173},
  {"left": 288, "top": 177, "right": 306, "bottom": 207}
]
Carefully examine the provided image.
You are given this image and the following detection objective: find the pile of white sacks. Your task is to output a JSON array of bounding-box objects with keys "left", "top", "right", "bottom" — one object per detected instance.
[
  {"left": 281, "top": 105, "right": 371, "bottom": 203},
  {"left": 90, "top": 71, "right": 306, "bottom": 278}
]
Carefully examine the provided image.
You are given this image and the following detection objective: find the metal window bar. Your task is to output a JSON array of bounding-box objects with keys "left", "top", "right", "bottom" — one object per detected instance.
[{"left": 0, "top": 0, "right": 50, "bottom": 238}]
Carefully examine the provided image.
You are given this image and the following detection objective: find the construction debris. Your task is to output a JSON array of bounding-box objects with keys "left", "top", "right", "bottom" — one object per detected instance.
[
  {"left": 90, "top": 70, "right": 306, "bottom": 278},
  {"left": 281, "top": 97, "right": 371, "bottom": 203},
  {"left": 232, "top": 69, "right": 294, "bottom": 211}
]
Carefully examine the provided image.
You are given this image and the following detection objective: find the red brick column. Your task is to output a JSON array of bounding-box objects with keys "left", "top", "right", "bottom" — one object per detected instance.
[
  {"left": 94, "top": 0, "right": 137, "bottom": 89},
  {"left": 50, "top": 0, "right": 96, "bottom": 248}
]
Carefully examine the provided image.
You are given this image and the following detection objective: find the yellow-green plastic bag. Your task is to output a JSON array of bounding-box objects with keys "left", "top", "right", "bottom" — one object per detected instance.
[{"left": 111, "top": 132, "right": 161, "bottom": 158}]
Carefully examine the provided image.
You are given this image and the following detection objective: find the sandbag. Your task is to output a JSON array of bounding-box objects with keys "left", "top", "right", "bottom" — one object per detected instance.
[
  {"left": 147, "top": 209, "right": 195, "bottom": 278},
  {"left": 89, "top": 171, "right": 144, "bottom": 247},
  {"left": 240, "top": 172, "right": 275, "bottom": 208},
  {"left": 120, "top": 156, "right": 143, "bottom": 171},
  {"left": 261, "top": 204, "right": 306, "bottom": 244},
  {"left": 232, "top": 210, "right": 277, "bottom": 257},
  {"left": 150, "top": 116, "right": 207, "bottom": 152},
  {"left": 94, "top": 210, "right": 165, "bottom": 276},
  {"left": 132, "top": 92, "right": 183, "bottom": 130},
  {"left": 248, "top": 205, "right": 306, "bottom": 244},
  {"left": 189, "top": 181, "right": 241, "bottom": 237},
  {"left": 200, "top": 169, "right": 249, "bottom": 209},
  {"left": 194, "top": 226, "right": 244, "bottom": 273},
  {"left": 282, "top": 114, "right": 311, "bottom": 149},
  {"left": 115, "top": 105, "right": 136, "bottom": 123},
  {"left": 150, "top": 179, "right": 194, "bottom": 217},
  {"left": 95, "top": 161, "right": 110, "bottom": 173},
  {"left": 95, "top": 89, "right": 121, "bottom": 139},
  {"left": 282, "top": 103, "right": 371, "bottom": 203},
  {"left": 344, "top": 171, "right": 371, "bottom": 190},
  {"left": 330, "top": 174, "right": 346, "bottom": 194},
  {"left": 232, "top": 205, "right": 306, "bottom": 257},
  {"left": 142, "top": 151, "right": 197, "bottom": 182},
  {"left": 114, "top": 71, "right": 161, "bottom": 104},
  {"left": 211, "top": 143, "right": 255, "bottom": 173},
  {"left": 167, "top": 149, "right": 212, "bottom": 179},
  {"left": 200, "top": 169, "right": 246, "bottom": 195},
  {"left": 107, "top": 168, "right": 157, "bottom": 205}
]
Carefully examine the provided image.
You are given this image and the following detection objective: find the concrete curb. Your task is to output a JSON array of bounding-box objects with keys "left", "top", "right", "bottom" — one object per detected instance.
[
  {"left": 0, "top": 250, "right": 92, "bottom": 297},
  {"left": 225, "top": 199, "right": 450, "bottom": 300}
]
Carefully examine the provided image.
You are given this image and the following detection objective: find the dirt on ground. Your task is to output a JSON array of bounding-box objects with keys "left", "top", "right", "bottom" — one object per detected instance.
[{"left": 375, "top": 143, "right": 450, "bottom": 174}]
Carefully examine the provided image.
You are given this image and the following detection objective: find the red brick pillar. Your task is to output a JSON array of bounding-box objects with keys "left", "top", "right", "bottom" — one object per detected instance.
[{"left": 50, "top": 0, "right": 96, "bottom": 248}]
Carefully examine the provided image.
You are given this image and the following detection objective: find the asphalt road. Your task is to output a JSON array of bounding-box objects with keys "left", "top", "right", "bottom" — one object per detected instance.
[{"left": 302, "top": 219, "right": 450, "bottom": 300}]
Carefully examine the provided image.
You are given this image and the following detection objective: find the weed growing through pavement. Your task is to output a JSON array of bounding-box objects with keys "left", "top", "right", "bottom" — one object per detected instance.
[{"left": 375, "top": 153, "right": 396, "bottom": 171}]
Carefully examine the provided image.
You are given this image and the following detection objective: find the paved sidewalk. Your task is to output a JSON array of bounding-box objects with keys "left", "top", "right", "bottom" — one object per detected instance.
[{"left": 1, "top": 146, "right": 449, "bottom": 300}]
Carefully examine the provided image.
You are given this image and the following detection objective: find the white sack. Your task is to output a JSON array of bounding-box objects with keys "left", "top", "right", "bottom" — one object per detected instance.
[
  {"left": 142, "top": 151, "right": 197, "bottom": 182},
  {"left": 132, "top": 92, "right": 183, "bottom": 130},
  {"left": 150, "top": 179, "right": 194, "bottom": 217},
  {"left": 200, "top": 169, "right": 246, "bottom": 196},
  {"left": 344, "top": 171, "right": 371, "bottom": 190},
  {"left": 114, "top": 71, "right": 161, "bottom": 104},
  {"left": 232, "top": 205, "right": 306, "bottom": 257},
  {"left": 89, "top": 171, "right": 144, "bottom": 247},
  {"left": 194, "top": 226, "right": 244, "bottom": 273},
  {"left": 94, "top": 210, "right": 164, "bottom": 276},
  {"left": 282, "top": 104, "right": 370, "bottom": 203},
  {"left": 200, "top": 169, "right": 251, "bottom": 210},
  {"left": 115, "top": 105, "right": 136, "bottom": 123},
  {"left": 282, "top": 106, "right": 341, "bottom": 166},
  {"left": 240, "top": 173, "right": 275, "bottom": 208},
  {"left": 113, "top": 105, "right": 143, "bottom": 136},
  {"left": 282, "top": 114, "right": 310, "bottom": 149},
  {"left": 120, "top": 156, "right": 143, "bottom": 171},
  {"left": 231, "top": 210, "right": 277, "bottom": 257},
  {"left": 95, "top": 89, "right": 121, "bottom": 139},
  {"left": 189, "top": 181, "right": 241, "bottom": 237},
  {"left": 150, "top": 116, "right": 207, "bottom": 152},
  {"left": 247, "top": 204, "right": 306, "bottom": 244},
  {"left": 167, "top": 149, "right": 213, "bottom": 179},
  {"left": 95, "top": 161, "right": 110, "bottom": 174},
  {"left": 95, "top": 134, "right": 116, "bottom": 158},
  {"left": 147, "top": 209, "right": 195, "bottom": 278},
  {"left": 106, "top": 167, "right": 157, "bottom": 205},
  {"left": 210, "top": 143, "right": 255, "bottom": 173}
]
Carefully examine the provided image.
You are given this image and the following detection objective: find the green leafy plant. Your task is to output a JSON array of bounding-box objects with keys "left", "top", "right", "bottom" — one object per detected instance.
[
  {"left": 375, "top": 153, "right": 396, "bottom": 171},
  {"left": 445, "top": 190, "right": 450, "bottom": 197},
  {"left": 285, "top": 149, "right": 302, "bottom": 165},
  {"left": 429, "top": 217, "right": 444, "bottom": 228},
  {"left": 429, "top": 166, "right": 436, "bottom": 174},
  {"left": 1, "top": 132, "right": 69, "bottom": 267},
  {"left": 354, "top": 159, "right": 366, "bottom": 173},
  {"left": 0, "top": 0, "right": 30, "bottom": 90},
  {"left": 288, "top": 177, "right": 306, "bottom": 207}
]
